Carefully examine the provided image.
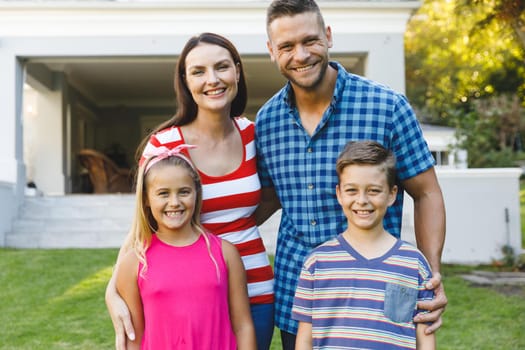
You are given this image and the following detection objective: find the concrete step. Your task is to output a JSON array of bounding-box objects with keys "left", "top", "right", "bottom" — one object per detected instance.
[
  {"left": 6, "top": 194, "right": 280, "bottom": 252},
  {"left": 6, "top": 194, "right": 134, "bottom": 249},
  {"left": 5, "top": 229, "right": 127, "bottom": 249},
  {"left": 19, "top": 194, "right": 134, "bottom": 219},
  {"left": 12, "top": 217, "right": 130, "bottom": 234}
]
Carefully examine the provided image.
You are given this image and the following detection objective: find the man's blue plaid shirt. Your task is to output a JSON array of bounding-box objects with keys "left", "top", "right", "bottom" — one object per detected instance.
[{"left": 255, "top": 62, "right": 435, "bottom": 334}]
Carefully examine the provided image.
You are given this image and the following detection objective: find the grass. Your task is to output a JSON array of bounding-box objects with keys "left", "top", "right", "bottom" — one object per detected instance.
[
  {"left": 1, "top": 249, "right": 525, "bottom": 349},
  {"left": 0, "top": 249, "right": 116, "bottom": 350},
  {"left": 437, "top": 265, "right": 525, "bottom": 349}
]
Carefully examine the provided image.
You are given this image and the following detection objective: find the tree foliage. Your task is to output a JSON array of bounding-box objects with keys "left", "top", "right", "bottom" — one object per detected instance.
[
  {"left": 406, "top": 0, "right": 524, "bottom": 119},
  {"left": 452, "top": 94, "right": 525, "bottom": 167},
  {"left": 458, "top": 0, "right": 525, "bottom": 50},
  {"left": 405, "top": 0, "right": 525, "bottom": 167}
]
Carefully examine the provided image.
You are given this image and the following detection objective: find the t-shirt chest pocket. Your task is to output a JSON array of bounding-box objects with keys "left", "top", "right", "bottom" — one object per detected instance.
[{"left": 383, "top": 282, "right": 418, "bottom": 323}]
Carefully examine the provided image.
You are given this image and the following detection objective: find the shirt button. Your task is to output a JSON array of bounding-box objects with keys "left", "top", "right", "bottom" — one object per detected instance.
[
  {"left": 308, "top": 184, "right": 314, "bottom": 190},
  {"left": 311, "top": 220, "right": 317, "bottom": 226},
  {"left": 307, "top": 147, "right": 313, "bottom": 153}
]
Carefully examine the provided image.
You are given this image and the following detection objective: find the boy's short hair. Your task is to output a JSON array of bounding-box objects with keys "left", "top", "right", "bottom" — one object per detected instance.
[{"left": 336, "top": 141, "right": 397, "bottom": 189}]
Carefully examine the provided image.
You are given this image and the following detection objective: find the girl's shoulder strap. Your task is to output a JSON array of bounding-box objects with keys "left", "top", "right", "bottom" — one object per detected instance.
[{"left": 202, "top": 231, "right": 221, "bottom": 246}]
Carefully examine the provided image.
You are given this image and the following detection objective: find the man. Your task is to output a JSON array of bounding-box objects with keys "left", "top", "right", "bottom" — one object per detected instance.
[{"left": 254, "top": 1, "right": 447, "bottom": 348}]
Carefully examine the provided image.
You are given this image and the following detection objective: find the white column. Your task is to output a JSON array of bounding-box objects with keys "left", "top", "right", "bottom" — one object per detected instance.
[{"left": 0, "top": 49, "right": 25, "bottom": 189}]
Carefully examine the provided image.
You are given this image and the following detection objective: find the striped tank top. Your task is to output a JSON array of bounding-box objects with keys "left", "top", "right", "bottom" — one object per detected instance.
[{"left": 142, "top": 117, "right": 274, "bottom": 304}]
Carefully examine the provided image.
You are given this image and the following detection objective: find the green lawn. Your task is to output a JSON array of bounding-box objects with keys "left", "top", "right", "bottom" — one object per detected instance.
[
  {"left": 0, "top": 249, "right": 115, "bottom": 350},
  {"left": 1, "top": 249, "right": 524, "bottom": 349}
]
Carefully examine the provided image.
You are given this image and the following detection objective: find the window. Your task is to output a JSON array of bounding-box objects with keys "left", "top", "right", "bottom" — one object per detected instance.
[{"left": 431, "top": 151, "right": 450, "bottom": 166}]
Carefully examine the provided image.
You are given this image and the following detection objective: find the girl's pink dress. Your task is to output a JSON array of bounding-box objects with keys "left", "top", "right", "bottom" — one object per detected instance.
[{"left": 138, "top": 233, "right": 236, "bottom": 349}]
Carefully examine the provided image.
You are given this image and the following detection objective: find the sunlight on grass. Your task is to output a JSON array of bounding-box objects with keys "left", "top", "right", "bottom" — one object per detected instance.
[
  {"left": 0, "top": 249, "right": 117, "bottom": 350},
  {"left": 57, "top": 266, "right": 113, "bottom": 300}
]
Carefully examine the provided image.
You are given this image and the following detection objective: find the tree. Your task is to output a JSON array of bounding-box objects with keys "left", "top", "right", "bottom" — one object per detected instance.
[
  {"left": 405, "top": 0, "right": 525, "bottom": 120},
  {"left": 457, "top": 0, "right": 525, "bottom": 50},
  {"left": 451, "top": 94, "right": 525, "bottom": 167},
  {"left": 405, "top": 0, "right": 525, "bottom": 167}
]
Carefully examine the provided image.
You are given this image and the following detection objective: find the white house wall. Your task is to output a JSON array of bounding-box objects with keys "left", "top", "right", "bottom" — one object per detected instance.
[
  {"left": 0, "top": 51, "right": 23, "bottom": 185},
  {"left": 24, "top": 87, "right": 65, "bottom": 195},
  {"left": 401, "top": 168, "right": 523, "bottom": 264}
]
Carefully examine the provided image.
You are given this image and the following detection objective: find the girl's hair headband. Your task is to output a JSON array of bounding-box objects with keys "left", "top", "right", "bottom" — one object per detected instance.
[{"left": 143, "top": 144, "right": 197, "bottom": 174}]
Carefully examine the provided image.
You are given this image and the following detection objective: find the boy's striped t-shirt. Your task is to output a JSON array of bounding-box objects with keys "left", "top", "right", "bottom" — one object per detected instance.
[{"left": 292, "top": 235, "right": 433, "bottom": 349}]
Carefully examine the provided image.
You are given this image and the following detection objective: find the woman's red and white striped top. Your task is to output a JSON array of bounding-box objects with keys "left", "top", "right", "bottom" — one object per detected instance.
[{"left": 141, "top": 117, "right": 274, "bottom": 304}]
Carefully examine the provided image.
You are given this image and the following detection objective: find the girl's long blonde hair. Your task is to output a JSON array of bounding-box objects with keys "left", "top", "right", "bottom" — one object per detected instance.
[{"left": 124, "top": 153, "right": 220, "bottom": 280}]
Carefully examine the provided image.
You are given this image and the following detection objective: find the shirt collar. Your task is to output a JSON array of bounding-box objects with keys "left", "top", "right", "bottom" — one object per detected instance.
[{"left": 282, "top": 61, "right": 347, "bottom": 109}]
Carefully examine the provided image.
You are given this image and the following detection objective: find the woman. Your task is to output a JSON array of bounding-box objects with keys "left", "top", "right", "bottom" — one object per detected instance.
[{"left": 106, "top": 32, "right": 274, "bottom": 350}]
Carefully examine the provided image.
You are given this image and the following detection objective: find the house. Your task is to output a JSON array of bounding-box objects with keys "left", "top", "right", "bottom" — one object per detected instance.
[
  {"left": 421, "top": 123, "right": 468, "bottom": 169},
  {"left": 1, "top": 1, "right": 521, "bottom": 264},
  {"left": 1, "top": 0, "right": 420, "bottom": 194},
  {"left": 0, "top": 0, "right": 420, "bottom": 223}
]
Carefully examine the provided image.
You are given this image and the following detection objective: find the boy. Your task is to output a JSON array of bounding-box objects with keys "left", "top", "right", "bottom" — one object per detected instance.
[{"left": 292, "top": 141, "right": 435, "bottom": 349}]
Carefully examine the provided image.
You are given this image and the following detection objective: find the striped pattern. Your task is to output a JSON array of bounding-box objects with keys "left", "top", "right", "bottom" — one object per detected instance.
[
  {"left": 255, "top": 61, "right": 435, "bottom": 333},
  {"left": 142, "top": 117, "right": 274, "bottom": 304},
  {"left": 292, "top": 235, "right": 434, "bottom": 349}
]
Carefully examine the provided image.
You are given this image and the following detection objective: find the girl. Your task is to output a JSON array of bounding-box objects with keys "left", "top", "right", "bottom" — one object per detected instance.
[
  {"left": 116, "top": 145, "right": 256, "bottom": 349},
  {"left": 106, "top": 32, "right": 275, "bottom": 350}
]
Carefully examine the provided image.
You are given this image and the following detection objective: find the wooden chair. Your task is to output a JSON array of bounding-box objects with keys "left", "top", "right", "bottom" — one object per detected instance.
[{"left": 77, "top": 149, "right": 133, "bottom": 193}]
